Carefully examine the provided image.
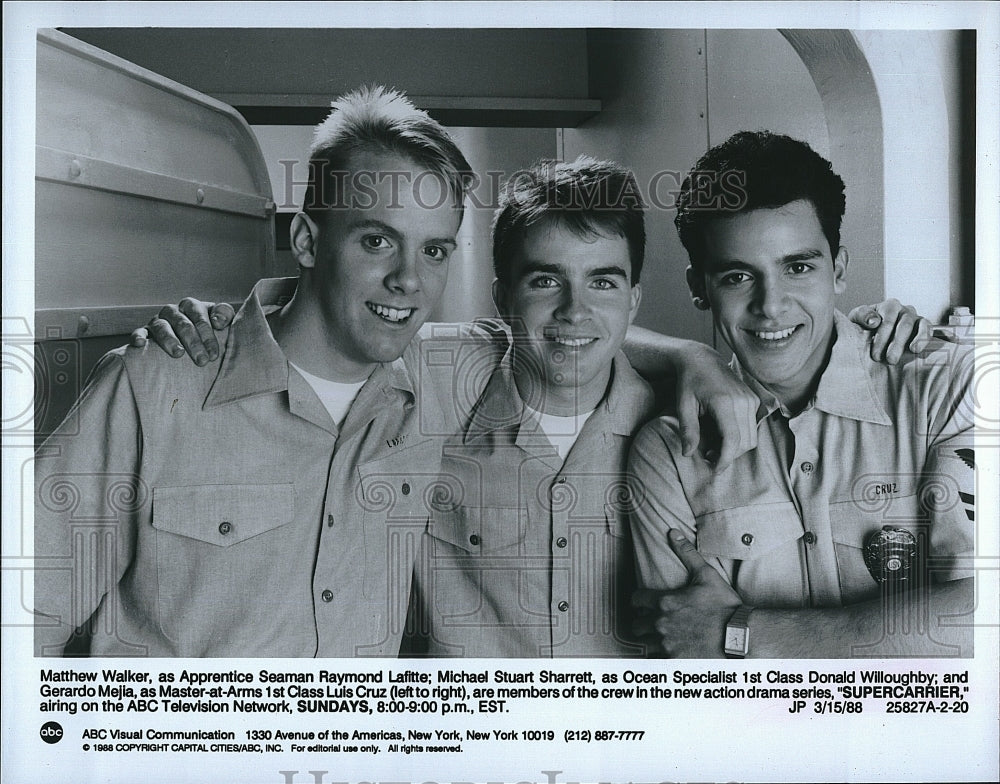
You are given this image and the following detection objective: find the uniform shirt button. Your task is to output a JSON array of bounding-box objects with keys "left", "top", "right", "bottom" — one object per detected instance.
[
  {"left": 801, "top": 461, "right": 815, "bottom": 474},
  {"left": 555, "top": 537, "right": 568, "bottom": 548},
  {"left": 803, "top": 531, "right": 817, "bottom": 545},
  {"left": 321, "top": 589, "right": 334, "bottom": 603},
  {"left": 557, "top": 601, "right": 569, "bottom": 612},
  {"left": 327, "top": 513, "right": 334, "bottom": 528},
  {"left": 401, "top": 482, "right": 411, "bottom": 496},
  {"left": 469, "top": 534, "right": 480, "bottom": 546},
  {"left": 741, "top": 533, "right": 754, "bottom": 546},
  {"left": 218, "top": 521, "right": 232, "bottom": 535}
]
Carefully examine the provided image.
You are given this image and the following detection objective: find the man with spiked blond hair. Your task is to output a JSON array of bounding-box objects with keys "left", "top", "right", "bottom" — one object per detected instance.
[{"left": 34, "top": 86, "right": 474, "bottom": 657}]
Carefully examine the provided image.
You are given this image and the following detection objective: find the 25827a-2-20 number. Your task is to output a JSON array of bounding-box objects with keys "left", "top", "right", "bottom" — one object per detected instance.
[{"left": 887, "top": 701, "right": 969, "bottom": 713}]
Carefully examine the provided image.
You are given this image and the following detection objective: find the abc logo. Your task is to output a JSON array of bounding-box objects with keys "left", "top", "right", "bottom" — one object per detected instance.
[{"left": 40, "top": 721, "right": 64, "bottom": 744}]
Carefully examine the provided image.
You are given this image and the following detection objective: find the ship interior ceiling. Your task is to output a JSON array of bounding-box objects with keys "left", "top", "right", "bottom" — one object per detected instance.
[{"left": 36, "top": 27, "right": 977, "bottom": 440}]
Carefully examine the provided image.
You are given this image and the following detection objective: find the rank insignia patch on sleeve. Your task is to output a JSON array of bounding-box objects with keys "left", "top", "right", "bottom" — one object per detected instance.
[{"left": 955, "top": 448, "right": 974, "bottom": 521}]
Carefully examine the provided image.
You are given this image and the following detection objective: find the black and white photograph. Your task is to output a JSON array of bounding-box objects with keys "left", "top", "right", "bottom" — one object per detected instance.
[{"left": 4, "top": 2, "right": 998, "bottom": 783}]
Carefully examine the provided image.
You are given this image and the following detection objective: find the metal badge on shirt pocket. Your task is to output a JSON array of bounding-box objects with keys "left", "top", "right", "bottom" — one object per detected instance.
[
  {"left": 830, "top": 473, "right": 924, "bottom": 603},
  {"left": 863, "top": 526, "right": 920, "bottom": 586}
]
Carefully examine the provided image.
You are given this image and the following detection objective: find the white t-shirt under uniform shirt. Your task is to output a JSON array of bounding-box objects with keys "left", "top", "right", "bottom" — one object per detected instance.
[
  {"left": 524, "top": 403, "right": 596, "bottom": 462},
  {"left": 290, "top": 362, "right": 368, "bottom": 428}
]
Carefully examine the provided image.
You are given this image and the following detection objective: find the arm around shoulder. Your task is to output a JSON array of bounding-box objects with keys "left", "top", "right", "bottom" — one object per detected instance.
[{"left": 624, "top": 325, "right": 759, "bottom": 470}]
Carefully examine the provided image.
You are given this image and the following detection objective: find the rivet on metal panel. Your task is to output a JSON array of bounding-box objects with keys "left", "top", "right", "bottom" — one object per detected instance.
[
  {"left": 69, "top": 160, "right": 82, "bottom": 178},
  {"left": 196, "top": 188, "right": 206, "bottom": 204},
  {"left": 77, "top": 315, "right": 90, "bottom": 335}
]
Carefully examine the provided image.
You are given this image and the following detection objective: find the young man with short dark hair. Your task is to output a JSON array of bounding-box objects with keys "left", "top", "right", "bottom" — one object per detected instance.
[
  {"left": 408, "top": 157, "right": 654, "bottom": 656},
  {"left": 630, "top": 131, "right": 974, "bottom": 658}
]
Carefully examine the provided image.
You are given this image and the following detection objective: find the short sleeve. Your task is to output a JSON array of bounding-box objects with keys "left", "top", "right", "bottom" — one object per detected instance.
[
  {"left": 33, "top": 350, "right": 143, "bottom": 654},
  {"left": 922, "top": 343, "right": 976, "bottom": 581},
  {"left": 627, "top": 417, "right": 697, "bottom": 591}
]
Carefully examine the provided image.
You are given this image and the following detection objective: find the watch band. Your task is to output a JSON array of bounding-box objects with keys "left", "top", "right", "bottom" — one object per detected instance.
[{"left": 724, "top": 604, "right": 754, "bottom": 658}]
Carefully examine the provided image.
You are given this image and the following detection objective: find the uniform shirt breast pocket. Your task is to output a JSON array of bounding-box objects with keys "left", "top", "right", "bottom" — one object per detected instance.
[
  {"left": 150, "top": 483, "right": 294, "bottom": 645},
  {"left": 829, "top": 491, "right": 924, "bottom": 604},
  {"left": 428, "top": 505, "right": 526, "bottom": 555},
  {"left": 425, "top": 505, "right": 525, "bottom": 619},
  {"left": 694, "top": 501, "right": 805, "bottom": 605}
]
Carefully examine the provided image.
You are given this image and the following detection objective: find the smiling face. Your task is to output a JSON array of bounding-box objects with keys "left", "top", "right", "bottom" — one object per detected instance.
[
  {"left": 293, "top": 149, "right": 461, "bottom": 380},
  {"left": 495, "top": 220, "right": 641, "bottom": 415},
  {"left": 688, "top": 199, "right": 848, "bottom": 411}
]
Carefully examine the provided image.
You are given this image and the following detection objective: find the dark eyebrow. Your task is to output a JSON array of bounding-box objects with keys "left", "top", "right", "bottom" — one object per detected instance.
[
  {"left": 519, "top": 261, "right": 564, "bottom": 276},
  {"left": 706, "top": 248, "right": 825, "bottom": 273},
  {"left": 589, "top": 265, "right": 629, "bottom": 278},
  {"left": 426, "top": 237, "right": 458, "bottom": 250},
  {"left": 782, "top": 248, "right": 825, "bottom": 263},
  {"left": 519, "top": 262, "right": 629, "bottom": 278},
  {"left": 349, "top": 219, "right": 402, "bottom": 240},
  {"left": 704, "top": 258, "right": 753, "bottom": 274}
]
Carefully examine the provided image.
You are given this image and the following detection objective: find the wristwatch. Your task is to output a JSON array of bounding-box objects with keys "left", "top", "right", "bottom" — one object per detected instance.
[{"left": 724, "top": 605, "right": 754, "bottom": 658}]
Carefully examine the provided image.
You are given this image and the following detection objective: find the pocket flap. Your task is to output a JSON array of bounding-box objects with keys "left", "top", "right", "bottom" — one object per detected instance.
[
  {"left": 428, "top": 505, "right": 524, "bottom": 553},
  {"left": 695, "top": 502, "right": 802, "bottom": 559},
  {"left": 829, "top": 495, "right": 923, "bottom": 548},
  {"left": 152, "top": 484, "right": 294, "bottom": 546}
]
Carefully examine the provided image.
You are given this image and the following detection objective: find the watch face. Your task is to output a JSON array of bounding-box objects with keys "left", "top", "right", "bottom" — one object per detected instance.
[{"left": 725, "top": 628, "right": 747, "bottom": 653}]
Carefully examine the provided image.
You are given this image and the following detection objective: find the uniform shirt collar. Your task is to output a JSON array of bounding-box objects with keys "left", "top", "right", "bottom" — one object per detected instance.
[
  {"left": 204, "top": 278, "right": 415, "bottom": 410},
  {"left": 203, "top": 280, "right": 289, "bottom": 409},
  {"left": 601, "top": 353, "right": 656, "bottom": 436},
  {"left": 465, "top": 348, "right": 652, "bottom": 443},
  {"left": 732, "top": 309, "right": 892, "bottom": 426}
]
